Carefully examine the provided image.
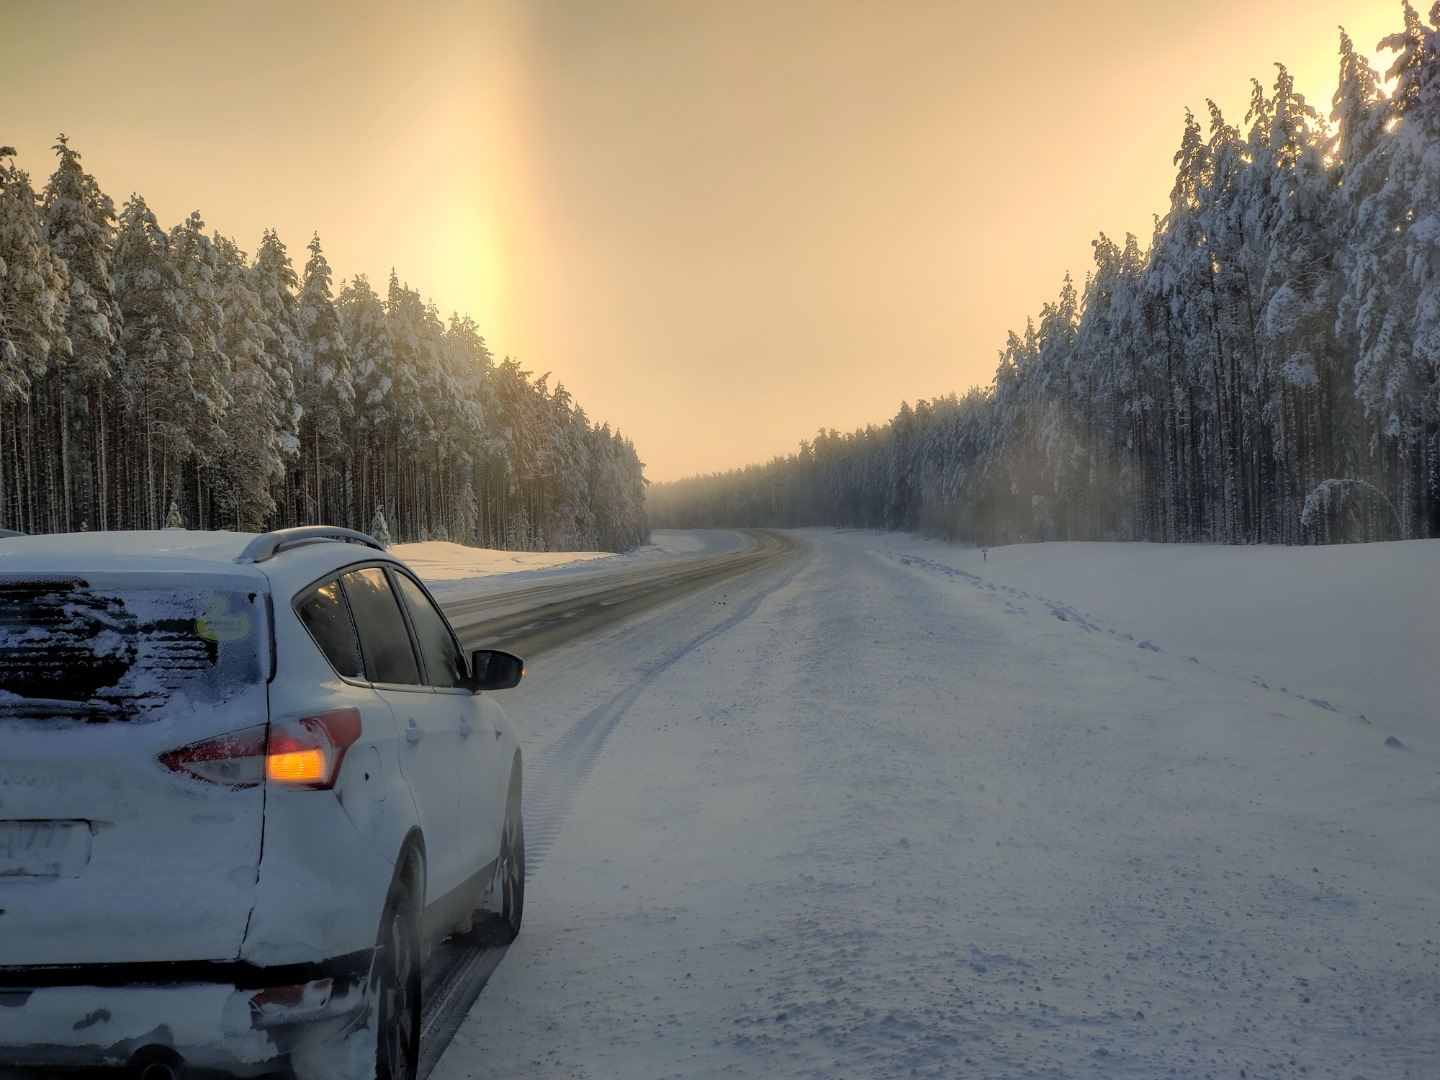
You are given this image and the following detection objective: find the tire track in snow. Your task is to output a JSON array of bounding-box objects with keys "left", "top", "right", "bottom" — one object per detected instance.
[
  {"left": 522, "top": 537, "right": 810, "bottom": 872},
  {"left": 422, "top": 535, "right": 804, "bottom": 1078}
]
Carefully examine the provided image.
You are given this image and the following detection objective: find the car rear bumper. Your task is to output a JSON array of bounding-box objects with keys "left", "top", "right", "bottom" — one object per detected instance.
[{"left": 0, "top": 953, "right": 374, "bottom": 1074}]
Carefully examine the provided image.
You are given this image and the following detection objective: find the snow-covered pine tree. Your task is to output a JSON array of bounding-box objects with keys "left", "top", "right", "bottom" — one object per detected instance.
[
  {"left": 295, "top": 234, "right": 353, "bottom": 526},
  {"left": 0, "top": 148, "right": 72, "bottom": 533},
  {"left": 112, "top": 194, "right": 209, "bottom": 529},
  {"left": 170, "top": 212, "right": 232, "bottom": 504},
  {"left": 336, "top": 273, "right": 396, "bottom": 531},
  {"left": 382, "top": 272, "right": 437, "bottom": 541},
  {"left": 369, "top": 503, "right": 392, "bottom": 548},
  {"left": 443, "top": 312, "right": 498, "bottom": 544},
  {"left": 1358, "top": 2, "right": 1440, "bottom": 534},
  {"left": 249, "top": 229, "right": 302, "bottom": 520},
  {"left": 41, "top": 135, "right": 121, "bottom": 531},
  {"left": 214, "top": 233, "right": 286, "bottom": 530}
]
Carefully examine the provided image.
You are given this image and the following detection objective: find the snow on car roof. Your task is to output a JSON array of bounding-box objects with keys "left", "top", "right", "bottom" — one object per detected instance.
[
  {"left": 0, "top": 529, "right": 407, "bottom": 599},
  {"left": 0, "top": 529, "right": 258, "bottom": 568}
]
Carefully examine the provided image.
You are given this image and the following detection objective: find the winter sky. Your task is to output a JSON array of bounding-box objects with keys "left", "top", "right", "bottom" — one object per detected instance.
[{"left": 3, "top": 0, "right": 1405, "bottom": 480}]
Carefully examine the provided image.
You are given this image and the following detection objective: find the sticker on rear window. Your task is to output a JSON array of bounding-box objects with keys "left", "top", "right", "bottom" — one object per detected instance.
[{"left": 196, "top": 595, "right": 251, "bottom": 643}]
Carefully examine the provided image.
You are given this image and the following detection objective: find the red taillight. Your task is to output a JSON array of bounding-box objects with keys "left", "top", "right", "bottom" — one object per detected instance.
[
  {"left": 265, "top": 708, "right": 363, "bottom": 790},
  {"left": 250, "top": 978, "right": 333, "bottom": 1019},
  {"left": 160, "top": 709, "right": 362, "bottom": 791},
  {"left": 159, "top": 726, "right": 268, "bottom": 788}
]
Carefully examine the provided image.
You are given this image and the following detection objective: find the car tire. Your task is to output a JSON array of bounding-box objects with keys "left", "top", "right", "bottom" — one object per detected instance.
[
  {"left": 471, "top": 758, "right": 524, "bottom": 948},
  {"left": 497, "top": 758, "right": 524, "bottom": 944},
  {"left": 375, "top": 864, "right": 422, "bottom": 1080}
]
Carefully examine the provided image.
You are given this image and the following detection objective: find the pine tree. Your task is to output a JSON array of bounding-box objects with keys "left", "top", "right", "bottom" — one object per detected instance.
[
  {"left": 0, "top": 148, "right": 72, "bottom": 532},
  {"left": 249, "top": 229, "right": 302, "bottom": 518},
  {"left": 337, "top": 273, "right": 396, "bottom": 528},
  {"left": 214, "top": 234, "right": 286, "bottom": 529},
  {"left": 41, "top": 135, "right": 120, "bottom": 530},
  {"left": 112, "top": 194, "right": 209, "bottom": 528},
  {"left": 370, "top": 503, "right": 392, "bottom": 548},
  {"left": 295, "top": 233, "right": 353, "bottom": 525}
]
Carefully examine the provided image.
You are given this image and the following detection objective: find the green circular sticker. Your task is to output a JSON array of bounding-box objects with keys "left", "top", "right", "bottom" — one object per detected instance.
[{"left": 196, "top": 595, "right": 251, "bottom": 642}]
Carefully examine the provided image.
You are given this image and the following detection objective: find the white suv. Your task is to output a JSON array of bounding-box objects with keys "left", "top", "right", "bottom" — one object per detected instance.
[{"left": 0, "top": 526, "right": 525, "bottom": 1080}]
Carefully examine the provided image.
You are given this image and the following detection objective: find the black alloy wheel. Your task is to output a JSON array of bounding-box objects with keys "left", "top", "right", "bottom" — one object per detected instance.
[
  {"left": 497, "top": 760, "right": 525, "bottom": 943},
  {"left": 375, "top": 873, "right": 421, "bottom": 1080}
]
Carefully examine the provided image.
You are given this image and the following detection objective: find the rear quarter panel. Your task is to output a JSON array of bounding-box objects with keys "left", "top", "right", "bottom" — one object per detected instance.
[{"left": 241, "top": 567, "right": 422, "bottom": 965}]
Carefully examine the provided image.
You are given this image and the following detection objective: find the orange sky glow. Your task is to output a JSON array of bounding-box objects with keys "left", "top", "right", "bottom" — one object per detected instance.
[{"left": 3, "top": 0, "right": 1407, "bottom": 481}]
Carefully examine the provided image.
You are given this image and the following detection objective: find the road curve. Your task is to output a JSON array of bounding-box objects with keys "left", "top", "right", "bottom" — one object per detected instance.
[{"left": 447, "top": 529, "right": 805, "bottom": 659}]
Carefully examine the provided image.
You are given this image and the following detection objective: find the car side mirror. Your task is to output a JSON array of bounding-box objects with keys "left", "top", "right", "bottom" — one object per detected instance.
[{"left": 470, "top": 649, "right": 525, "bottom": 691}]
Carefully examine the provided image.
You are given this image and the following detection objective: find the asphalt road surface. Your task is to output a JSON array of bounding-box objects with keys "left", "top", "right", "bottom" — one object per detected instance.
[
  {"left": 446, "top": 529, "right": 804, "bottom": 658},
  {"left": 417, "top": 529, "right": 804, "bottom": 1079}
]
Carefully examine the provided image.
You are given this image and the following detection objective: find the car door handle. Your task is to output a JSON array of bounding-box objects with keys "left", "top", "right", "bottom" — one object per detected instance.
[
  {"left": 458, "top": 719, "right": 475, "bottom": 737},
  {"left": 405, "top": 718, "right": 424, "bottom": 743}
]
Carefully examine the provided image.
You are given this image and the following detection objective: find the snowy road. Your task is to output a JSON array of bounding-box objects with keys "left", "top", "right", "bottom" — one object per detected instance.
[
  {"left": 431, "top": 531, "right": 1439, "bottom": 1079},
  {"left": 446, "top": 530, "right": 804, "bottom": 658}
]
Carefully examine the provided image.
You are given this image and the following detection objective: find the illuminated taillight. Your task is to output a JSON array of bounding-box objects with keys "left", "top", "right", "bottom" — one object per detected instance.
[
  {"left": 159, "top": 726, "right": 267, "bottom": 788},
  {"left": 265, "top": 708, "right": 363, "bottom": 790}
]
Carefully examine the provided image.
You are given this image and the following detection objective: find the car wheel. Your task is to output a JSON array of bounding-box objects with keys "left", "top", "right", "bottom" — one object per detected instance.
[
  {"left": 471, "top": 759, "right": 524, "bottom": 948},
  {"left": 497, "top": 759, "right": 524, "bottom": 943},
  {"left": 375, "top": 869, "right": 421, "bottom": 1080}
]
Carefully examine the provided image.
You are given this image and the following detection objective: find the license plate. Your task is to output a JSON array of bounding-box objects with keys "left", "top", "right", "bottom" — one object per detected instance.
[{"left": 0, "top": 820, "right": 92, "bottom": 878}]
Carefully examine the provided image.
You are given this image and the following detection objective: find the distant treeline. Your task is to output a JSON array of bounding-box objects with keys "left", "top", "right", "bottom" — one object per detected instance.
[
  {"left": 0, "top": 139, "right": 648, "bottom": 552},
  {"left": 652, "top": 7, "right": 1440, "bottom": 546}
]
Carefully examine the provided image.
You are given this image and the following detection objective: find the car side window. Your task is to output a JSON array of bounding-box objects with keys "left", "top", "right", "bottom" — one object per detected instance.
[
  {"left": 294, "top": 578, "right": 365, "bottom": 679},
  {"left": 392, "top": 571, "right": 468, "bottom": 689},
  {"left": 340, "top": 567, "right": 423, "bottom": 686}
]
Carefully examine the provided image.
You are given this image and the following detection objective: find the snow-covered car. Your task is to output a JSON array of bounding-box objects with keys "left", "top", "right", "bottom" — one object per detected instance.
[{"left": 0, "top": 526, "right": 525, "bottom": 1080}]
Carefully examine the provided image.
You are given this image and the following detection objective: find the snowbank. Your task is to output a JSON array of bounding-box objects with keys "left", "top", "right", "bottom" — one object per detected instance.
[
  {"left": 389, "top": 541, "right": 616, "bottom": 585},
  {"left": 832, "top": 531, "right": 1440, "bottom": 743},
  {"left": 394, "top": 530, "right": 750, "bottom": 598}
]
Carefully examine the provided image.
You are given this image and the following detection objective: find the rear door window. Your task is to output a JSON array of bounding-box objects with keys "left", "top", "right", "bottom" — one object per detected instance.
[
  {"left": 392, "top": 571, "right": 468, "bottom": 689},
  {"left": 0, "top": 574, "right": 269, "bottom": 723},
  {"left": 294, "top": 578, "right": 365, "bottom": 679},
  {"left": 340, "top": 567, "right": 422, "bottom": 686}
]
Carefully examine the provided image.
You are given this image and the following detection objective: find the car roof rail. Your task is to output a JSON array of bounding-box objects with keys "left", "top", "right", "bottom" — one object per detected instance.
[
  {"left": 0, "top": 529, "right": 26, "bottom": 538},
  {"left": 237, "top": 526, "right": 388, "bottom": 564}
]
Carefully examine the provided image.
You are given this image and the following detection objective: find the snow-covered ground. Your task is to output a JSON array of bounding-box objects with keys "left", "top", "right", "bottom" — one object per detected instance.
[
  {"left": 432, "top": 529, "right": 1439, "bottom": 1079},
  {"left": 397, "top": 530, "right": 748, "bottom": 600},
  {"left": 842, "top": 532, "right": 1440, "bottom": 750}
]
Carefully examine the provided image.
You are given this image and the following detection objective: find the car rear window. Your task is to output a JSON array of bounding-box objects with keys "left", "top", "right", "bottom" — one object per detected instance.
[{"left": 0, "top": 574, "right": 270, "bottom": 723}]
